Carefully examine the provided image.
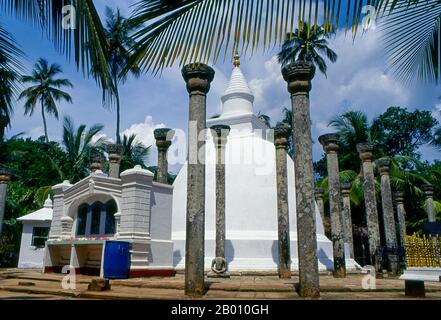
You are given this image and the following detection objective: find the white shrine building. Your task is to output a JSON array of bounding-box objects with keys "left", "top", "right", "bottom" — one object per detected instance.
[
  {"left": 41, "top": 166, "right": 175, "bottom": 277},
  {"left": 172, "top": 60, "right": 359, "bottom": 272}
]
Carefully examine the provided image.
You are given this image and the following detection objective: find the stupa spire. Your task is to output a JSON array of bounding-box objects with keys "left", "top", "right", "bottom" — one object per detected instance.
[
  {"left": 233, "top": 51, "right": 240, "bottom": 68},
  {"left": 220, "top": 53, "right": 254, "bottom": 117}
]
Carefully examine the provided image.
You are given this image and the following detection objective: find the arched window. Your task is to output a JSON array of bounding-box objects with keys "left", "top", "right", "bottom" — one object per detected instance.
[{"left": 75, "top": 200, "right": 117, "bottom": 238}]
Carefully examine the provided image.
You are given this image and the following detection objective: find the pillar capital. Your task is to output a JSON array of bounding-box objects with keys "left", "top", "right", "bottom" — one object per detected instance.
[
  {"left": 393, "top": 191, "right": 405, "bottom": 204},
  {"left": 376, "top": 159, "right": 391, "bottom": 176},
  {"left": 282, "top": 62, "right": 315, "bottom": 94},
  {"left": 273, "top": 122, "right": 291, "bottom": 149},
  {"left": 182, "top": 63, "right": 215, "bottom": 94},
  {"left": 314, "top": 188, "right": 325, "bottom": 200},
  {"left": 210, "top": 125, "right": 230, "bottom": 148},
  {"left": 319, "top": 133, "right": 340, "bottom": 153},
  {"left": 90, "top": 152, "right": 104, "bottom": 173},
  {"left": 341, "top": 183, "right": 352, "bottom": 196},
  {"left": 107, "top": 144, "right": 124, "bottom": 179},
  {"left": 154, "top": 128, "right": 175, "bottom": 151},
  {"left": 0, "top": 168, "right": 11, "bottom": 184},
  {"left": 357, "top": 143, "right": 374, "bottom": 162},
  {"left": 107, "top": 144, "right": 124, "bottom": 163},
  {"left": 422, "top": 184, "right": 434, "bottom": 197}
]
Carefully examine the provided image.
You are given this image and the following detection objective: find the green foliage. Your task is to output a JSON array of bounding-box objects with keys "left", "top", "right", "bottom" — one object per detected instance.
[
  {"left": 371, "top": 107, "right": 438, "bottom": 159},
  {"left": 62, "top": 116, "right": 107, "bottom": 183},
  {"left": 329, "top": 110, "right": 383, "bottom": 172},
  {"left": 119, "top": 134, "right": 151, "bottom": 173},
  {"left": 0, "top": 137, "right": 66, "bottom": 266},
  {"left": 317, "top": 106, "right": 441, "bottom": 241}
]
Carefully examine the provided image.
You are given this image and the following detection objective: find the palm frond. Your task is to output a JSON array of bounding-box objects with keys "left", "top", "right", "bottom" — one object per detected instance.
[
  {"left": 379, "top": 0, "right": 441, "bottom": 84},
  {"left": 127, "top": 0, "right": 392, "bottom": 74},
  {"left": 0, "top": 22, "right": 23, "bottom": 73}
]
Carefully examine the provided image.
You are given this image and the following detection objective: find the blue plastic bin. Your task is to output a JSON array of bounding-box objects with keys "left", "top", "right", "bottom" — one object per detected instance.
[{"left": 103, "top": 241, "right": 131, "bottom": 279}]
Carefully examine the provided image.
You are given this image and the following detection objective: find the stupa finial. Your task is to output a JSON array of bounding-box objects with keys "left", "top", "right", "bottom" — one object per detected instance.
[{"left": 233, "top": 51, "right": 240, "bottom": 68}]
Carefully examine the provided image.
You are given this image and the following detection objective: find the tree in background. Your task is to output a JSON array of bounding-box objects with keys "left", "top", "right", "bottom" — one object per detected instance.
[
  {"left": 118, "top": 134, "right": 150, "bottom": 173},
  {"left": 277, "top": 23, "right": 338, "bottom": 77},
  {"left": 328, "top": 111, "right": 382, "bottom": 173},
  {"left": 371, "top": 107, "right": 437, "bottom": 160},
  {"left": 19, "top": 59, "right": 73, "bottom": 143},
  {"left": 100, "top": 7, "right": 140, "bottom": 144},
  {"left": 62, "top": 116, "right": 107, "bottom": 183},
  {"left": 0, "top": 137, "right": 67, "bottom": 266}
]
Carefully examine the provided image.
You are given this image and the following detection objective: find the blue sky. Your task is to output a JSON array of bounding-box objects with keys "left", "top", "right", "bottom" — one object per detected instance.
[{"left": 3, "top": 1, "right": 441, "bottom": 173}]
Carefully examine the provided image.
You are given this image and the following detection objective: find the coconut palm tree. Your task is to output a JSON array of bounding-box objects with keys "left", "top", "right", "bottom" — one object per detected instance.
[
  {"left": 100, "top": 7, "right": 141, "bottom": 144},
  {"left": 118, "top": 134, "right": 151, "bottom": 173},
  {"left": 0, "top": 24, "right": 23, "bottom": 139},
  {"left": 62, "top": 116, "right": 107, "bottom": 183},
  {"left": 277, "top": 23, "right": 338, "bottom": 76},
  {"left": 329, "top": 111, "right": 384, "bottom": 172},
  {"left": 19, "top": 59, "right": 73, "bottom": 143}
]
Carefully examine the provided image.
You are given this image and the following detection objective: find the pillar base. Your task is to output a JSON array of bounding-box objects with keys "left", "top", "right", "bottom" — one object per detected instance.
[
  {"left": 278, "top": 269, "right": 292, "bottom": 279},
  {"left": 207, "top": 271, "right": 231, "bottom": 278},
  {"left": 405, "top": 280, "right": 426, "bottom": 298}
]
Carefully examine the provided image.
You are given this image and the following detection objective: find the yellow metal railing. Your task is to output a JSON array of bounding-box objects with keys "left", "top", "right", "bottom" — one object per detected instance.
[{"left": 404, "top": 234, "right": 441, "bottom": 268}]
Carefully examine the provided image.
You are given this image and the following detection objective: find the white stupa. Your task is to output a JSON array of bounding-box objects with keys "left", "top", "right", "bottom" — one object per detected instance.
[{"left": 172, "top": 56, "right": 356, "bottom": 272}]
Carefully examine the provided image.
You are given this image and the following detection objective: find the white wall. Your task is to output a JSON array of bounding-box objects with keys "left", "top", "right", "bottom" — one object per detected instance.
[
  {"left": 148, "top": 183, "right": 174, "bottom": 268},
  {"left": 18, "top": 221, "right": 51, "bottom": 269}
]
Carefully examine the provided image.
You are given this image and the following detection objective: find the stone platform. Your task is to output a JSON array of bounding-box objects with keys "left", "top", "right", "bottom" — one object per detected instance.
[{"left": 1, "top": 269, "right": 441, "bottom": 300}]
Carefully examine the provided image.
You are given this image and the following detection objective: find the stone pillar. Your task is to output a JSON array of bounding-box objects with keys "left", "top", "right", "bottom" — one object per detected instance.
[
  {"left": 393, "top": 191, "right": 407, "bottom": 248},
  {"left": 208, "top": 125, "right": 230, "bottom": 278},
  {"left": 182, "top": 63, "right": 215, "bottom": 297},
  {"left": 282, "top": 62, "right": 320, "bottom": 298},
  {"left": 0, "top": 169, "right": 11, "bottom": 238},
  {"left": 154, "top": 128, "right": 175, "bottom": 184},
  {"left": 49, "top": 181, "right": 72, "bottom": 240},
  {"left": 341, "top": 183, "right": 355, "bottom": 259},
  {"left": 422, "top": 184, "right": 436, "bottom": 222},
  {"left": 377, "top": 159, "right": 399, "bottom": 275},
  {"left": 273, "top": 123, "right": 292, "bottom": 279},
  {"left": 377, "top": 160, "right": 398, "bottom": 248},
  {"left": 357, "top": 143, "right": 381, "bottom": 267},
  {"left": 107, "top": 144, "right": 124, "bottom": 179},
  {"left": 314, "top": 188, "right": 325, "bottom": 224},
  {"left": 319, "top": 133, "right": 346, "bottom": 278}
]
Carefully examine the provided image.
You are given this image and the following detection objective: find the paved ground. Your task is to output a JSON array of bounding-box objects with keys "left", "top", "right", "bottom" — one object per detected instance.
[{"left": 0, "top": 269, "right": 440, "bottom": 300}]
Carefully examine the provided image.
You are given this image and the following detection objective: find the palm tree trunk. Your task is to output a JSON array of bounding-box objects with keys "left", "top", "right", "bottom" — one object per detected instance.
[
  {"left": 41, "top": 100, "right": 49, "bottom": 143},
  {"left": 114, "top": 74, "right": 121, "bottom": 145}
]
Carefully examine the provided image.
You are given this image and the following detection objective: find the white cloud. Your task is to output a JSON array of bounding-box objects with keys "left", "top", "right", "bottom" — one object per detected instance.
[
  {"left": 28, "top": 126, "right": 44, "bottom": 140},
  {"left": 122, "top": 116, "right": 165, "bottom": 149}
]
